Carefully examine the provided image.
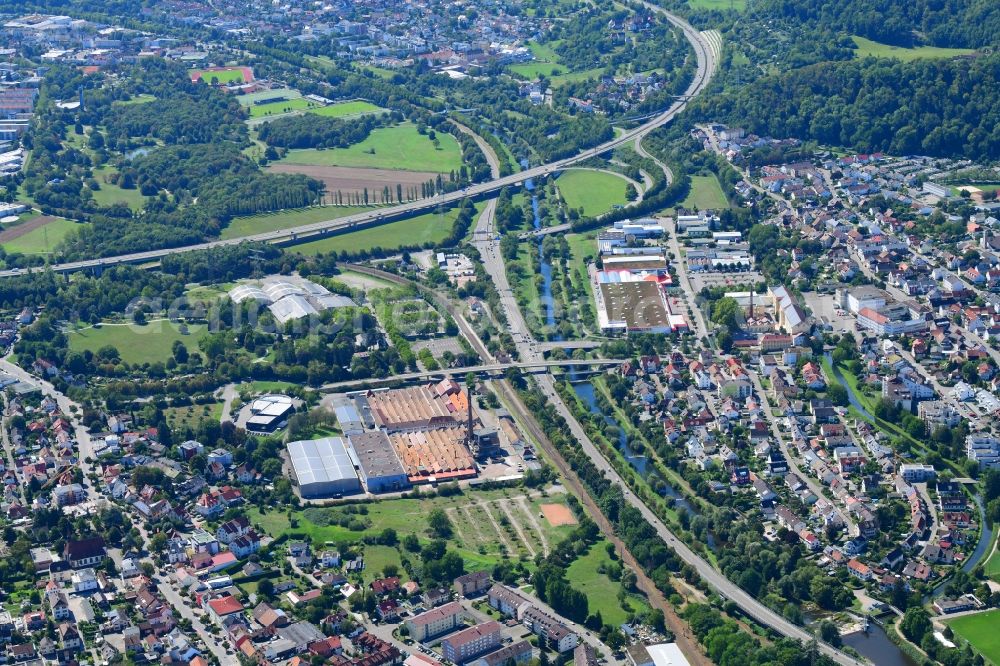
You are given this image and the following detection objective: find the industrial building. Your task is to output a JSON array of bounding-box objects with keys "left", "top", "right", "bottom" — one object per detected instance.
[
  {"left": 245, "top": 394, "right": 294, "bottom": 433},
  {"left": 347, "top": 432, "right": 411, "bottom": 493},
  {"left": 363, "top": 385, "right": 464, "bottom": 432},
  {"left": 287, "top": 437, "right": 361, "bottom": 498},
  {"left": 229, "top": 276, "right": 356, "bottom": 325},
  {"left": 596, "top": 281, "right": 686, "bottom": 334},
  {"left": 389, "top": 428, "right": 476, "bottom": 483}
]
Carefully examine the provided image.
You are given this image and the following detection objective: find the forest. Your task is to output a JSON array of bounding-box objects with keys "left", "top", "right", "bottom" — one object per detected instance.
[
  {"left": 692, "top": 56, "right": 1000, "bottom": 160},
  {"left": 755, "top": 0, "right": 1000, "bottom": 49},
  {"left": 257, "top": 111, "right": 394, "bottom": 149}
]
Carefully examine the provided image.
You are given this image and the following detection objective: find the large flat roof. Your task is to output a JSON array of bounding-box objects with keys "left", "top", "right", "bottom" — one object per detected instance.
[
  {"left": 348, "top": 431, "right": 407, "bottom": 480},
  {"left": 288, "top": 437, "right": 359, "bottom": 486},
  {"left": 598, "top": 281, "right": 669, "bottom": 330}
]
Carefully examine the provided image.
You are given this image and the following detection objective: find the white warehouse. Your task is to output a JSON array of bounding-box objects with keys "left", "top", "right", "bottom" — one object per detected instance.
[{"left": 288, "top": 437, "right": 361, "bottom": 498}]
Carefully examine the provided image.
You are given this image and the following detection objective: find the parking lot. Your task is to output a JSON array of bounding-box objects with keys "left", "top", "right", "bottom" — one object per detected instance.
[
  {"left": 688, "top": 270, "right": 765, "bottom": 293},
  {"left": 802, "top": 292, "right": 856, "bottom": 334}
]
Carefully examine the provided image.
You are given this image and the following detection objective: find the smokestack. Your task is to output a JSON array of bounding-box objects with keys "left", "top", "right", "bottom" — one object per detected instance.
[{"left": 466, "top": 383, "right": 474, "bottom": 446}]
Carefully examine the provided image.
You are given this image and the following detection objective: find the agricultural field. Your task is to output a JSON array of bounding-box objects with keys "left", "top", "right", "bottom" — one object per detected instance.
[
  {"left": 266, "top": 164, "right": 437, "bottom": 205},
  {"left": 946, "top": 609, "right": 1000, "bottom": 665},
  {"left": 164, "top": 402, "right": 223, "bottom": 431},
  {"left": 279, "top": 122, "right": 463, "bottom": 173},
  {"left": 851, "top": 36, "right": 976, "bottom": 61},
  {"left": 190, "top": 66, "right": 253, "bottom": 84},
  {"left": 680, "top": 174, "right": 729, "bottom": 211},
  {"left": 290, "top": 205, "right": 473, "bottom": 256},
  {"left": 565, "top": 539, "right": 652, "bottom": 626},
  {"left": 0, "top": 216, "right": 85, "bottom": 254},
  {"left": 221, "top": 205, "right": 373, "bottom": 240},
  {"left": 67, "top": 322, "right": 206, "bottom": 365},
  {"left": 557, "top": 169, "right": 630, "bottom": 217}
]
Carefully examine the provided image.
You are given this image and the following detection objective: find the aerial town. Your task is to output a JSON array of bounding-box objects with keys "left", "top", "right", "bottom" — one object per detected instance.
[{"left": 0, "top": 2, "right": 998, "bottom": 666}]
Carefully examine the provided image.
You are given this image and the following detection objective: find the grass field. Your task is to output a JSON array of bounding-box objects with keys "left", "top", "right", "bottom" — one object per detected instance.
[
  {"left": 236, "top": 88, "right": 301, "bottom": 106},
  {"left": 1, "top": 217, "right": 84, "bottom": 254},
  {"left": 688, "top": 0, "right": 745, "bottom": 10},
  {"left": 681, "top": 174, "right": 729, "bottom": 210},
  {"left": 951, "top": 183, "right": 1000, "bottom": 196},
  {"left": 279, "top": 122, "right": 463, "bottom": 173},
  {"left": 557, "top": 170, "right": 629, "bottom": 217},
  {"left": 221, "top": 205, "right": 374, "bottom": 240},
  {"left": 566, "top": 539, "right": 651, "bottom": 626},
  {"left": 249, "top": 490, "right": 526, "bottom": 572},
  {"left": 67, "top": 322, "right": 206, "bottom": 365},
  {"left": 165, "top": 402, "right": 223, "bottom": 431},
  {"left": 290, "top": 206, "right": 467, "bottom": 255},
  {"left": 90, "top": 166, "right": 148, "bottom": 210},
  {"left": 851, "top": 36, "right": 975, "bottom": 61},
  {"left": 947, "top": 610, "right": 1000, "bottom": 665},
  {"left": 985, "top": 541, "right": 1000, "bottom": 582},
  {"left": 112, "top": 94, "right": 156, "bottom": 107},
  {"left": 249, "top": 97, "right": 315, "bottom": 118},
  {"left": 309, "top": 101, "right": 383, "bottom": 118},
  {"left": 191, "top": 67, "right": 249, "bottom": 84}
]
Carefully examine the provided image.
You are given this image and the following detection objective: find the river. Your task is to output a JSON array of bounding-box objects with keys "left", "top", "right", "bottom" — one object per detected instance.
[
  {"left": 571, "top": 380, "right": 698, "bottom": 518},
  {"left": 842, "top": 624, "right": 918, "bottom": 666}
]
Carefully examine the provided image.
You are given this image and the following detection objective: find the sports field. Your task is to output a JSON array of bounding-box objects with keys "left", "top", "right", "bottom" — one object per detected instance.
[
  {"left": 0, "top": 217, "right": 83, "bottom": 254},
  {"left": 236, "top": 88, "right": 300, "bottom": 106},
  {"left": 67, "top": 322, "right": 206, "bottom": 365},
  {"left": 249, "top": 97, "right": 314, "bottom": 118},
  {"left": 221, "top": 205, "right": 373, "bottom": 240},
  {"left": 190, "top": 66, "right": 253, "bottom": 84},
  {"left": 279, "top": 122, "right": 463, "bottom": 173},
  {"left": 557, "top": 169, "right": 629, "bottom": 217},
  {"left": 681, "top": 174, "right": 729, "bottom": 210},
  {"left": 947, "top": 609, "right": 1000, "bottom": 664},
  {"left": 290, "top": 206, "right": 468, "bottom": 256},
  {"left": 851, "top": 36, "right": 975, "bottom": 61}
]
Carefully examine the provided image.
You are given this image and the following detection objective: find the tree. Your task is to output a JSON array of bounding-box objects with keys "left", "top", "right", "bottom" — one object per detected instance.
[
  {"left": 257, "top": 579, "right": 275, "bottom": 598},
  {"left": 711, "top": 297, "right": 742, "bottom": 330},
  {"left": 827, "top": 383, "right": 848, "bottom": 407},
  {"left": 427, "top": 509, "right": 452, "bottom": 538},
  {"left": 818, "top": 620, "right": 841, "bottom": 647},
  {"left": 900, "top": 607, "right": 931, "bottom": 643}
]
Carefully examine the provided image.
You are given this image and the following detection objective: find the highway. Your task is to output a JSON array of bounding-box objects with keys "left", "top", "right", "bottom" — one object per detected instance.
[{"left": 0, "top": 5, "right": 716, "bottom": 279}]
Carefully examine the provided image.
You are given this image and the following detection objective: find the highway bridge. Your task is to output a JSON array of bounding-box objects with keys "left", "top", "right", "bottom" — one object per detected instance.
[{"left": 0, "top": 4, "right": 717, "bottom": 279}]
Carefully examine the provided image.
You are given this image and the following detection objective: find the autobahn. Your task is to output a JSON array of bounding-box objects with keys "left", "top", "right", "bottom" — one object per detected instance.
[{"left": 0, "top": 6, "right": 716, "bottom": 279}]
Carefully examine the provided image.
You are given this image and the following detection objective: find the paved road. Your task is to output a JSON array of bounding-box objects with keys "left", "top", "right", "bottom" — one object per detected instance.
[
  {"left": 0, "top": 8, "right": 716, "bottom": 279},
  {"left": 746, "top": 370, "right": 857, "bottom": 536},
  {"left": 318, "top": 358, "right": 623, "bottom": 392},
  {"left": 665, "top": 220, "right": 709, "bottom": 340}
]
